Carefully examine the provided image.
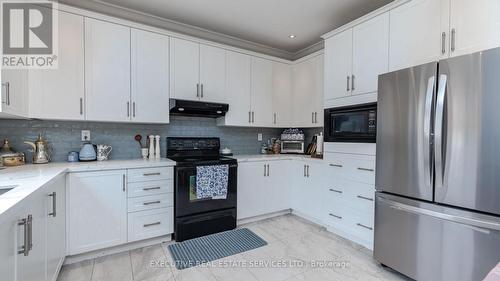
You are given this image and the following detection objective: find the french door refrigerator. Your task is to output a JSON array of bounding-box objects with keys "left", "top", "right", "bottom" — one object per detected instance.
[{"left": 375, "top": 47, "right": 500, "bottom": 281}]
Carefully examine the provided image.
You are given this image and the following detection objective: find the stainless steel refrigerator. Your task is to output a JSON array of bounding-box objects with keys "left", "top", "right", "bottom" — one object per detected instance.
[{"left": 375, "top": 47, "right": 500, "bottom": 281}]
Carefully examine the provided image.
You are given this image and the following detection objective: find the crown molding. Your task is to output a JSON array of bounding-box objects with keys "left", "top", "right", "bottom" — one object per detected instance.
[{"left": 59, "top": 0, "right": 322, "bottom": 60}]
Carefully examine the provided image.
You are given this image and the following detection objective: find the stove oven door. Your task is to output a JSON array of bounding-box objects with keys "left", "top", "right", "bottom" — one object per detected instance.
[{"left": 175, "top": 162, "right": 237, "bottom": 218}]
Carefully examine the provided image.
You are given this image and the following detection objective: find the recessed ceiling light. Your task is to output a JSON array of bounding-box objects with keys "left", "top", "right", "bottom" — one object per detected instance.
[{"left": 289, "top": 34, "right": 296, "bottom": 39}]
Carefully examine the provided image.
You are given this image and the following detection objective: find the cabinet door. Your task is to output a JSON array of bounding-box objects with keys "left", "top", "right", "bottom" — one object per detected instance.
[
  {"left": 199, "top": 44, "right": 226, "bottom": 103},
  {"left": 1, "top": 69, "right": 28, "bottom": 117},
  {"left": 131, "top": 29, "right": 169, "bottom": 123},
  {"left": 250, "top": 57, "right": 273, "bottom": 127},
  {"left": 267, "top": 161, "right": 291, "bottom": 212},
  {"left": 170, "top": 38, "right": 200, "bottom": 101},
  {"left": 389, "top": 0, "right": 450, "bottom": 71},
  {"left": 16, "top": 191, "right": 47, "bottom": 281},
  {"left": 29, "top": 11, "right": 85, "bottom": 121},
  {"left": 0, "top": 208, "right": 20, "bottom": 281},
  {"left": 324, "top": 29, "right": 352, "bottom": 101},
  {"left": 85, "top": 18, "right": 131, "bottom": 122},
  {"left": 67, "top": 170, "right": 127, "bottom": 255},
  {"left": 292, "top": 58, "right": 316, "bottom": 127},
  {"left": 352, "top": 13, "right": 389, "bottom": 96},
  {"left": 449, "top": 0, "right": 500, "bottom": 57},
  {"left": 291, "top": 162, "right": 324, "bottom": 221},
  {"left": 272, "top": 62, "right": 292, "bottom": 127},
  {"left": 45, "top": 176, "right": 66, "bottom": 281},
  {"left": 221, "top": 51, "right": 252, "bottom": 126},
  {"left": 237, "top": 162, "right": 269, "bottom": 219}
]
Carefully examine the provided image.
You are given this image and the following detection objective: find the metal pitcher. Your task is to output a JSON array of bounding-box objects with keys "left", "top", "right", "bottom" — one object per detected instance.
[{"left": 24, "top": 134, "right": 51, "bottom": 164}]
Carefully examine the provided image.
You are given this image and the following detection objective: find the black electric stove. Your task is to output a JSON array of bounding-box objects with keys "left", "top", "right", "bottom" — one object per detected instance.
[{"left": 167, "top": 137, "right": 237, "bottom": 242}]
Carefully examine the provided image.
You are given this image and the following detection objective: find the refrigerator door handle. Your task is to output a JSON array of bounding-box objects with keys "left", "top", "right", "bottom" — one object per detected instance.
[
  {"left": 435, "top": 74, "right": 447, "bottom": 190},
  {"left": 380, "top": 197, "right": 500, "bottom": 232},
  {"left": 423, "top": 76, "right": 435, "bottom": 190}
]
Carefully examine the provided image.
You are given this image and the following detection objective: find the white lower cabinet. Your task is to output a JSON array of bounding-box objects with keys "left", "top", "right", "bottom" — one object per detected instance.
[
  {"left": 237, "top": 160, "right": 291, "bottom": 220},
  {"left": 67, "top": 170, "right": 128, "bottom": 255},
  {"left": 291, "top": 161, "right": 324, "bottom": 222},
  {"left": 0, "top": 175, "right": 66, "bottom": 281}
]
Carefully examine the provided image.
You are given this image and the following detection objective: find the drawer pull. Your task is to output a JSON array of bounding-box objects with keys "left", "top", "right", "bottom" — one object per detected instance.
[
  {"left": 329, "top": 213, "right": 342, "bottom": 219},
  {"left": 329, "top": 188, "right": 343, "bottom": 194},
  {"left": 357, "top": 223, "right": 373, "bottom": 230},
  {"left": 142, "top": 187, "right": 161, "bottom": 191},
  {"left": 329, "top": 164, "right": 343, "bottom": 168},
  {"left": 357, "top": 167, "right": 374, "bottom": 172},
  {"left": 143, "top": 172, "right": 161, "bottom": 176},
  {"left": 143, "top": 222, "right": 161, "bottom": 227},
  {"left": 357, "top": 195, "right": 374, "bottom": 201},
  {"left": 143, "top": 200, "right": 161, "bottom": 206}
]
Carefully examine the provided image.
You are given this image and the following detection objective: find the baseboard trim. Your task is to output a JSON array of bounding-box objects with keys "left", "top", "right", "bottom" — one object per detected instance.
[
  {"left": 64, "top": 235, "right": 172, "bottom": 265},
  {"left": 237, "top": 209, "right": 292, "bottom": 225},
  {"left": 326, "top": 225, "right": 373, "bottom": 250}
]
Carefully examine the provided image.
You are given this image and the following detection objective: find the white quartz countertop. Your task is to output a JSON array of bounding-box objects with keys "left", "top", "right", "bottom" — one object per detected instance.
[
  {"left": 0, "top": 159, "right": 176, "bottom": 216},
  {"left": 233, "top": 154, "right": 324, "bottom": 163}
]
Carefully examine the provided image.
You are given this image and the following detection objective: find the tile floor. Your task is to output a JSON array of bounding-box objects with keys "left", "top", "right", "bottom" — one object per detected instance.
[{"left": 57, "top": 214, "right": 411, "bottom": 281}]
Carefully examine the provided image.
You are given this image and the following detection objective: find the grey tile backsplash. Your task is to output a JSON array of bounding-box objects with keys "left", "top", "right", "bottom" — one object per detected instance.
[{"left": 0, "top": 116, "right": 304, "bottom": 163}]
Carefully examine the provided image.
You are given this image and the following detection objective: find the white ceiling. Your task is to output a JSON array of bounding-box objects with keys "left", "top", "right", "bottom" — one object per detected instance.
[{"left": 76, "top": 0, "right": 392, "bottom": 53}]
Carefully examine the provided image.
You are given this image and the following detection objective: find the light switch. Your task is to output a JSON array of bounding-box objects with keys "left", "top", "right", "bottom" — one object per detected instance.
[
  {"left": 81, "top": 130, "right": 91, "bottom": 141},
  {"left": 258, "top": 133, "right": 263, "bottom": 141}
]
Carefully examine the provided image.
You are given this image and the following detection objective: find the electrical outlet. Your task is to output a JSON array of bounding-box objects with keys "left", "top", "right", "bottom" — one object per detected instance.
[
  {"left": 81, "top": 130, "right": 91, "bottom": 141},
  {"left": 258, "top": 133, "right": 263, "bottom": 141}
]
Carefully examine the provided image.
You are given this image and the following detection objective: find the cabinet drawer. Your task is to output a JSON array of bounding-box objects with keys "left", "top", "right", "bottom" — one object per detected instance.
[
  {"left": 127, "top": 193, "right": 173, "bottom": 212},
  {"left": 127, "top": 180, "right": 173, "bottom": 198},
  {"left": 350, "top": 209, "right": 374, "bottom": 245},
  {"left": 127, "top": 167, "right": 173, "bottom": 183},
  {"left": 345, "top": 181, "right": 375, "bottom": 213},
  {"left": 324, "top": 153, "right": 375, "bottom": 184},
  {"left": 128, "top": 207, "right": 173, "bottom": 242},
  {"left": 323, "top": 202, "right": 346, "bottom": 229}
]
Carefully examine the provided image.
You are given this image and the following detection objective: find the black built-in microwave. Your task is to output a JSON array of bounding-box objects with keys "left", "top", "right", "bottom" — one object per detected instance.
[{"left": 324, "top": 103, "right": 377, "bottom": 143}]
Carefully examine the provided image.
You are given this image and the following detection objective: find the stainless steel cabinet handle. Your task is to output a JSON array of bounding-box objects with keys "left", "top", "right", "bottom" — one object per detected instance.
[
  {"left": 1, "top": 82, "right": 11, "bottom": 105},
  {"left": 251, "top": 111, "right": 254, "bottom": 123},
  {"left": 306, "top": 165, "right": 310, "bottom": 177},
  {"left": 451, "top": 28, "right": 456, "bottom": 52},
  {"left": 143, "top": 200, "right": 161, "bottom": 205},
  {"left": 267, "top": 164, "right": 270, "bottom": 176},
  {"left": 346, "top": 76, "right": 350, "bottom": 92},
  {"left": 143, "top": 172, "right": 161, "bottom": 176},
  {"left": 48, "top": 192, "right": 57, "bottom": 217},
  {"left": 329, "top": 213, "right": 342, "bottom": 219},
  {"left": 314, "top": 112, "right": 318, "bottom": 124},
  {"left": 133, "top": 102, "right": 136, "bottom": 117},
  {"left": 351, "top": 75, "right": 355, "bottom": 91},
  {"left": 356, "top": 223, "right": 373, "bottom": 231},
  {"left": 357, "top": 195, "right": 374, "bottom": 202},
  {"left": 127, "top": 102, "right": 130, "bottom": 117},
  {"left": 357, "top": 167, "right": 374, "bottom": 172},
  {"left": 142, "top": 187, "right": 161, "bottom": 191},
  {"left": 274, "top": 113, "right": 277, "bottom": 124},
  {"left": 329, "top": 164, "right": 343, "bottom": 168},
  {"left": 122, "top": 174, "right": 126, "bottom": 192},
  {"left": 196, "top": 84, "right": 200, "bottom": 97},
  {"left": 303, "top": 165, "right": 307, "bottom": 177},
  {"left": 200, "top": 84, "right": 204, "bottom": 98},
  {"left": 79, "top": 98, "right": 83, "bottom": 115},
  {"left": 143, "top": 222, "right": 161, "bottom": 227},
  {"left": 441, "top": 32, "right": 446, "bottom": 54},
  {"left": 329, "top": 188, "right": 343, "bottom": 194},
  {"left": 18, "top": 216, "right": 30, "bottom": 256},
  {"left": 248, "top": 111, "right": 251, "bottom": 123},
  {"left": 264, "top": 164, "right": 267, "bottom": 176},
  {"left": 312, "top": 112, "right": 314, "bottom": 123}
]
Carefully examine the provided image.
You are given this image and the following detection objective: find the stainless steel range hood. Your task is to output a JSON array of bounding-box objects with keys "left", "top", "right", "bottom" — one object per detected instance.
[{"left": 169, "top": 99, "right": 229, "bottom": 118}]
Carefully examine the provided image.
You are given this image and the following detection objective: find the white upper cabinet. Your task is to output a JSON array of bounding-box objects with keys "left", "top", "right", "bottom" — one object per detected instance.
[
  {"left": 170, "top": 38, "right": 227, "bottom": 103},
  {"left": 200, "top": 44, "right": 226, "bottom": 103},
  {"left": 131, "top": 29, "right": 170, "bottom": 123},
  {"left": 352, "top": 12, "right": 389, "bottom": 96},
  {"left": 449, "top": 0, "right": 500, "bottom": 57},
  {"left": 292, "top": 54, "right": 323, "bottom": 128},
  {"left": 272, "top": 62, "right": 292, "bottom": 127},
  {"left": 250, "top": 57, "right": 273, "bottom": 127},
  {"left": 170, "top": 38, "right": 200, "bottom": 101},
  {"left": 0, "top": 69, "right": 28, "bottom": 117},
  {"left": 389, "top": 0, "right": 450, "bottom": 71},
  {"left": 324, "top": 29, "right": 352, "bottom": 101},
  {"left": 29, "top": 11, "right": 85, "bottom": 121},
  {"left": 219, "top": 51, "right": 252, "bottom": 126},
  {"left": 85, "top": 18, "right": 131, "bottom": 122}
]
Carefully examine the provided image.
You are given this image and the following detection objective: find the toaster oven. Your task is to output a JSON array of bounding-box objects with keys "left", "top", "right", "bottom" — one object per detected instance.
[{"left": 280, "top": 141, "right": 304, "bottom": 154}]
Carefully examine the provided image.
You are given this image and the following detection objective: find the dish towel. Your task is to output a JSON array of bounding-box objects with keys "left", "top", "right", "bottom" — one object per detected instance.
[{"left": 196, "top": 165, "right": 229, "bottom": 200}]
